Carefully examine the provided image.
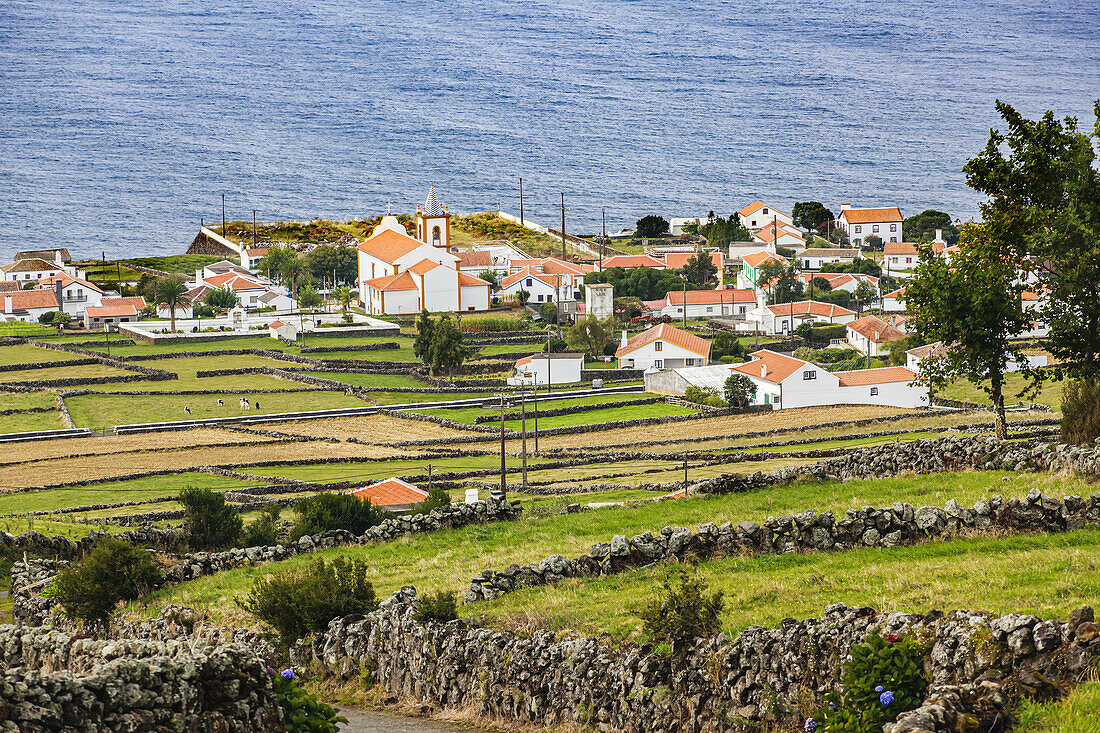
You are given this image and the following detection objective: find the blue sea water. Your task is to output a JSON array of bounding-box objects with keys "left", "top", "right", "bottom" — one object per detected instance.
[{"left": 1, "top": 0, "right": 1098, "bottom": 260}]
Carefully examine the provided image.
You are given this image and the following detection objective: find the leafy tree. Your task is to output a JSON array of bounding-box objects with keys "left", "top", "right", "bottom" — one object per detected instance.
[
  {"left": 516, "top": 289, "right": 530, "bottom": 306},
  {"left": 792, "top": 201, "right": 835, "bottom": 232},
  {"left": 46, "top": 538, "right": 162, "bottom": 626},
  {"left": 538, "top": 301, "right": 558, "bottom": 324},
  {"left": 680, "top": 249, "right": 718, "bottom": 287},
  {"left": 38, "top": 311, "right": 59, "bottom": 324},
  {"left": 51, "top": 312, "right": 71, "bottom": 330},
  {"left": 297, "top": 283, "right": 322, "bottom": 309},
  {"left": 613, "top": 296, "right": 645, "bottom": 320},
  {"left": 566, "top": 315, "right": 617, "bottom": 358},
  {"left": 964, "top": 100, "right": 1100, "bottom": 384},
  {"left": 279, "top": 252, "right": 307, "bottom": 300},
  {"left": 303, "top": 244, "right": 357, "bottom": 286},
  {"left": 635, "top": 214, "right": 670, "bottom": 238},
  {"left": 428, "top": 313, "right": 471, "bottom": 377},
  {"left": 821, "top": 258, "right": 882, "bottom": 277},
  {"left": 585, "top": 267, "right": 701, "bottom": 301},
  {"left": 413, "top": 309, "right": 435, "bottom": 363},
  {"left": 413, "top": 487, "right": 452, "bottom": 514},
  {"left": 204, "top": 286, "right": 238, "bottom": 311},
  {"left": 724, "top": 373, "right": 757, "bottom": 407},
  {"left": 903, "top": 209, "right": 959, "bottom": 244},
  {"left": 696, "top": 213, "right": 752, "bottom": 247},
  {"left": 710, "top": 331, "right": 745, "bottom": 362},
  {"left": 258, "top": 246, "right": 298, "bottom": 283},
  {"left": 765, "top": 262, "right": 803, "bottom": 305},
  {"left": 292, "top": 492, "right": 389, "bottom": 539},
  {"left": 333, "top": 286, "right": 354, "bottom": 322},
  {"left": 639, "top": 567, "right": 724, "bottom": 655},
  {"left": 754, "top": 260, "right": 786, "bottom": 301},
  {"left": 154, "top": 274, "right": 189, "bottom": 333},
  {"left": 904, "top": 225, "right": 1032, "bottom": 438},
  {"left": 178, "top": 486, "right": 243, "bottom": 550},
  {"left": 241, "top": 503, "right": 282, "bottom": 548},
  {"left": 477, "top": 269, "right": 500, "bottom": 289},
  {"left": 864, "top": 234, "right": 883, "bottom": 250},
  {"left": 810, "top": 276, "right": 833, "bottom": 294},
  {"left": 853, "top": 281, "right": 878, "bottom": 313}
]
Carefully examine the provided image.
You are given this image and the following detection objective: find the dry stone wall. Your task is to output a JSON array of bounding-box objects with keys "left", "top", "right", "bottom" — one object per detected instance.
[{"left": 292, "top": 588, "right": 1099, "bottom": 732}]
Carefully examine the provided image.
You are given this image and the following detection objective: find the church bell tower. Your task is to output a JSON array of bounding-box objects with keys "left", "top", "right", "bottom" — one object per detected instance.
[{"left": 416, "top": 184, "right": 451, "bottom": 250}]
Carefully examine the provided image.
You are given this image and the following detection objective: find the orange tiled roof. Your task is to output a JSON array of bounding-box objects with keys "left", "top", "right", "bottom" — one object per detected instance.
[
  {"left": 502, "top": 267, "right": 556, "bottom": 289},
  {"left": 601, "top": 255, "right": 666, "bottom": 269},
  {"left": 755, "top": 222, "right": 804, "bottom": 244},
  {"left": 365, "top": 271, "right": 417, "bottom": 292},
  {"left": 834, "top": 366, "right": 917, "bottom": 386},
  {"left": 738, "top": 201, "right": 787, "bottom": 218},
  {"left": 884, "top": 287, "right": 906, "bottom": 298},
  {"left": 764, "top": 300, "right": 855, "bottom": 318},
  {"left": 2, "top": 258, "right": 62, "bottom": 273},
  {"left": 3, "top": 289, "right": 59, "bottom": 310},
  {"left": 456, "top": 251, "right": 492, "bottom": 268},
  {"left": 741, "top": 251, "right": 789, "bottom": 269},
  {"left": 846, "top": 316, "right": 906, "bottom": 343},
  {"left": 730, "top": 349, "right": 814, "bottom": 384},
  {"left": 39, "top": 272, "right": 103, "bottom": 293},
  {"left": 348, "top": 478, "right": 428, "bottom": 507},
  {"left": 408, "top": 259, "right": 443, "bottom": 275},
  {"left": 457, "top": 271, "right": 490, "bottom": 286},
  {"left": 357, "top": 227, "right": 428, "bottom": 264},
  {"left": 100, "top": 296, "right": 147, "bottom": 309},
  {"left": 615, "top": 323, "right": 712, "bottom": 359},
  {"left": 663, "top": 251, "right": 725, "bottom": 271},
  {"left": 85, "top": 304, "right": 138, "bottom": 318},
  {"left": 841, "top": 207, "right": 903, "bottom": 224}
]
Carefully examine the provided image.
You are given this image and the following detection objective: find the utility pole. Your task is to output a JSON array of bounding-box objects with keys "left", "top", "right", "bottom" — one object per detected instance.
[
  {"left": 560, "top": 192, "right": 566, "bottom": 261},
  {"left": 520, "top": 391, "right": 528, "bottom": 489},
  {"left": 498, "top": 392, "right": 507, "bottom": 500},
  {"left": 519, "top": 177, "right": 524, "bottom": 227},
  {"left": 253, "top": 210, "right": 257, "bottom": 246},
  {"left": 555, "top": 274, "right": 563, "bottom": 341},
  {"left": 532, "top": 381, "right": 539, "bottom": 453},
  {"left": 222, "top": 194, "right": 226, "bottom": 236},
  {"left": 682, "top": 279, "right": 687, "bottom": 327},
  {"left": 427, "top": 464, "right": 433, "bottom": 495},
  {"left": 601, "top": 208, "right": 606, "bottom": 265},
  {"left": 104, "top": 323, "right": 110, "bottom": 358},
  {"left": 683, "top": 456, "right": 688, "bottom": 489}
]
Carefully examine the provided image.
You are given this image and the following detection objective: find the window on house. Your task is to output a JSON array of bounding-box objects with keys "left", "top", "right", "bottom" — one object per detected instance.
[
  {"left": 773, "top": 394, "right": 781, "bottom": 404},
  {"left": 853, "top": 238, "right": 861, "bottom": 246},
  {"left": 750, "top": 220, "right": 757, "bottom": 227},
  {"left": 870, "top": 387, "right": 879, "bottom": 396},
  {"left": 654, "top": 341, "right": 662, "bottom": 351},
  {"left": 763, "top": 208, "right": 769, "bottom": 215},
  {"left": 654, "top": 359, "right": 663, "bottom": 369},
  {"left": 890, "top": 224, "right": 897, "bottom": 232},
  {"left": 803, "top": 370, "right": 816, "bottom": 380},
  {"left": 432, "top": 226, "right": 441, "bottom": 245},
  {"left": 525, "top": 278, "right": 532, "bottom": 286},
  {"left": 854, "top": 225, "right": 862, "bottom": 234},
  {"left": 738, "top": 306, "right": 746, "bottom": 315},
  {"left": 872, "top": 225, "right": 880, "bottom": 233},
  {"left": 685, "top": 358, "right": 695, "bottom": 366},
  {"left": 890, "top": 237, "right": 897, "bottom": 243},
  {"left": 706, "top": 307, "right": 713, "bottom": 313},
  {"left": 906, "top": 257, "right": 913, "bottom": 264}
]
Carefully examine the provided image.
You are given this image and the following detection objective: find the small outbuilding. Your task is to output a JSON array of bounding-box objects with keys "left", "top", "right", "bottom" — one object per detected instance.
[
  {"left": 348, "top": 477, "right": 430, "bottom": 512},
  {"left": 268, "top": 319, "right": 298, "bottom": 341},
  {"left": 508, "top": 353, "right": 585, "bottom": 386}
]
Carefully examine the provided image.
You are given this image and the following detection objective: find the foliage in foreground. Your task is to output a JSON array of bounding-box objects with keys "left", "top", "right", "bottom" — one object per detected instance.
[
  {"left": 46, "top": 538, "right": 162, "bottom": 626},
  {"left": 179, "top": 486, "right": 243, "bottom": 550},
  {"left": 272, "top": 667, "right": 346, "bottom": 733},
  {"left": 241, "top": 502, "right": 282, "bottom": 548},
  {"left": 808, "top": 632, "right": 927, "bottom": 733},
  {"left": 1061, "top": 380, "right": 1100, "bottom": 445},
  {"left": 638, "top": 566, "right": 724, "bottom": 655},
  {"left": 291, "top": 492, "right": 389, "bottom": 540},
  {"left": 239, "top": 556, "right": 377, "bottom": 645},
  {"left": 413, "top": 590, "right": 459, "bottom": 624}
]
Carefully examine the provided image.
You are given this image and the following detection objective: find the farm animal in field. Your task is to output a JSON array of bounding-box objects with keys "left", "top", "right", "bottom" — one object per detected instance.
[
  {"left": 254, "top": 401, "right": 260, "bottom": 410},
  {"left": 184, "top": 406, "right": 191, "bottom": 415},
  {"left": 218, "top": 399, "right": 224, "bottom": 407}
]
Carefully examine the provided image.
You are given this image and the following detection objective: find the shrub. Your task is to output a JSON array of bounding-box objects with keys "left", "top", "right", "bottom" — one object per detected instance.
[
  {"left": 683, "top": 386, "right": 727, "bottom": 408},
  {"left": 291, "top": 492, "right": 389, "bottom": 540},
  {"left": 45, "top": 538, "right": 162, "bottom": 626},
  {"left": 178, "top": 487, "right": 242, "bottom": 550},
  {"left": 723, "top": 373, "right": 757, "bottom": 407},
  {"left": 239, "top": 556, "right": 377, "bottom": 645},
  {"left": 1061, "top": 380, "right": 1100, "bottom": 445},
  {"left": 241, "top": 503, "right": 282, "bottom": 548},
  {"left": 413, "top": 590, "right": 458, "bottom": 624},
  {"left": 808, "top": 632, "right": 927, "bottom": 732},
  {"left": 412, "top": 487, "right": 452, "bottom": 514},
  {"left": 271, "top": 668, "right": 346, "bottom": 733},
  {"left": 638, "top": 566, "right": 724, "bottom": 654}
]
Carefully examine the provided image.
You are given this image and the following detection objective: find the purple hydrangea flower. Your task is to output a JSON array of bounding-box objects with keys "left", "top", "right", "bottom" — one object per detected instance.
[
  {"left": 875, "top": 685, "right": 883, "bottom": 692},
  {"left": 280, "top": 669, "right": 295, "bottom": 680},
  {"left": 804, "top": 718, "right": 818, "bottom": 732},
  {"left": 880, "top": 691, "right": 895, "bottom": 706},
  {"left": 266, "top": 666, "right": 275, "bottom": 675}
]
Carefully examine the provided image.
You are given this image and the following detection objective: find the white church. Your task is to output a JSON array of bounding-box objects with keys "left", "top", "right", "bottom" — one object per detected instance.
[{"left": 357, "top": 187, "right": 491, "bottom": 315}]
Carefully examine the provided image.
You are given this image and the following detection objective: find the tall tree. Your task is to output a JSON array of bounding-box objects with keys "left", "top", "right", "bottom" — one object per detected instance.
[
  {"left": 413, "top": 309, "right": 435, "bottom": 363},
  {"left": 903, "top": 210, "right": 960, "bottom": 244},
  {"left": 334, "top": 286, "right": 354, "bottom": 322},
  {"left": 755, "top": 260, "right": 786, "bottom": 303},
  {"left": 635, "top": 215, "right": 670, "bottom": 238},
  {"left": 694, "top": 214, "right": 752, "bottom": 246},
  {"left": 205, "top": 286, "right": 238, "bottom": 311},
  {"left": 257, "top": 246, "right": 297, "bottom": 283},
  {"left": 565, "top": 315, "right": 617, "bottom": 358},
  {"left": 427, "top": 314, "right": 470, "bottom": 378},
  {"left": 279, "top": 253, "right": 307, "bottom": 300},
  {"left": 853, "top": 281, "right": 878, "bottom": 314},
  {"left": 792, "top": 202, "right": 835, "bottom": 233},
  {"left": 680, "top": 250, "right": 718, "bottom": 287},
  {"left": 154, "top": 274, "right": 189, "bottom": 333},
  {"left": 904, "top": 224, "right": 1032, "bottom": 439},
  {"left": 963, "top": 99, "right": 1100, "bottom": 384}
]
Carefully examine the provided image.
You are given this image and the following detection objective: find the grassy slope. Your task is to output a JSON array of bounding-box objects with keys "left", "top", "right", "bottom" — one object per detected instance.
[
  {"left": 0, "top": 410, "right": 63, "bottom": 434},
  {"left": 143, "top": 470, "right": 1090, "bottom": 625},
  {"left": 0, "top": 363, "right": 138, "bottom": 382},
  {"left": 0, "top": 344, "right": 82, "bottom": 366},
  {"left": 0, "top": 472, "right": 259, "bottom": 515},
  {"left": 1016, "top": 682, "right": 1100, "bottom": 732},
  {"left": 939, "top": 372, "right": 1062, "bottom": 410},
  {"left": 63, "top": 390, "right": 364, "bottom": 427}
]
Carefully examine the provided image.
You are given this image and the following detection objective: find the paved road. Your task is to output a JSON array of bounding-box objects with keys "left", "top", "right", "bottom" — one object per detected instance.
[{"left": 338, "top": 708, "right": 465, "bottom": 732}]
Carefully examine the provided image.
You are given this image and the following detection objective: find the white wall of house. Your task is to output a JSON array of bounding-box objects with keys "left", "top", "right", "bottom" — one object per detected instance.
[
  {"left": 419, "top": 268, "right": 459, "bottom": 312},
  {"left": 57, "top": 283, "right": 103, "bottom": 318},
  {"left": 740, "top": 366, "right": 926, "bottom": 409},
  {"left": 749, "top": 307, "right": 856, "bottom": 335},
  {"left": 509, "top": 356, "right": 584, "bottom": 386},
  {"left": 368, "top": 287, "right": 419, "bottom": 315},
  {"left": 885, "top": 253, "right": 917, "bottom": 270},
  {"left": 501, "top": 276, "right": 556, "bottom": 303},
  {"left": 618, "top": 340, "right": 707, "bottom": 371},
  {"left": 740, "top": 206, "right": 793, "bottom": 231},
  {"left": 459, "top": 284, "right": 490, "bottom": 312},
  {"left": 845, "top": 328, "right": 895, "bottom": 357}
]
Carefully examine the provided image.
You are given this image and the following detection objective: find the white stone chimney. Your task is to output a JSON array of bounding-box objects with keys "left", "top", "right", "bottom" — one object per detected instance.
[
  {"left": 841, "top": 203, "right": 852, "bottom": 211},
  {"left": 934, "top": 229, "right": 944, "bottom": 243},
  {"left": 620, "top": 329, "right": 628, "bottom": 348},
  {"left": 760, "top": 363, "right": 767, "bottom": 378},
  {"left": 3, "top": 294, "right": 11, "bottom": 314}
]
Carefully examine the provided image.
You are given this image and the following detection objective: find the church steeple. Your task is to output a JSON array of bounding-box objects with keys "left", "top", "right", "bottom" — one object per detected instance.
[{"left": 416, "top": 184, "right": 451, "bottom": 250}]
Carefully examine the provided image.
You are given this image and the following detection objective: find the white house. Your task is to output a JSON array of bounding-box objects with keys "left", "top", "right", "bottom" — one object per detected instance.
[
  {"left": 838, "top": 205, "right": 903, "bottom": 246},
  {"left": 748, "top": 300, "right": 857, "bottom": 336},
  {"left": 845, "top": 315, "right": 907, "bottom": 357},
  {"left": 670, "top": 217, "right": 708, "bottom": 236},
  {"left": 800, "top": 248, "right": 860, "bottom": 271},
  {"left": 736, "top": 251, "right": 790, "bottom": 290},
  {"left": 200, "top": 271, "right": 273, "bottom": 309},
  {"left": 737, "top": 201, "right": 793, "bottom": 231},
  {"left": 268, "top": 319, "right": 298, "bottom": 341},
  {"left": 508, "top": 353, "right": 585, "bottom": 386},
  {"left": 753, "top": 221, "right": 805, "bottom": 252},
  {"left": 0, "top": 257, "right": 66, "bottom": 284},
  {"left": 256, "top": 290, "right": 296, "bottom": 311},
  {"left": 616, "top": 323, "right": 711, "bottom": 371},
  {"left": 729, "top": 240, "right": 775, "bottom": 262},
  {"left": 798, "top": 272, "right": 880, "bottom": 297},
  {"left": 1, "top": 289, "right": 60, "bottom": 322},
  {"left": 658, "top": 288, "right": 757, "bottom": 320},
  {"left": 84, "top": 296, "right": 145, "bottom": 328},
  {"left": 240, "top": 247, "right": 270, "bottom": 272},
  {"left": 730, "top": 350, "right": 927, "bottom": 409},
  {"left": 883, "top": 287, "right": 906, "bottom": 312},
  {"left": 500, "top": 267, "right": 559, "bottom": 304},
  {"left": 38, "top": 273, "right": 104, "bottom": 319}
]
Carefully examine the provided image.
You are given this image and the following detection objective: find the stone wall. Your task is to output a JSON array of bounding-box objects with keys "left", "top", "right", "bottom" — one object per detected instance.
[
  {"left": 291, "top": 588, "right": 1098, "bottom": 732},
  {"left": 0, "top": 625, "right": 284, "bottom": 732}
]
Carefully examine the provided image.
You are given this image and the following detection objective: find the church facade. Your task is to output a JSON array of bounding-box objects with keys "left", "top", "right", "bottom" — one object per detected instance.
[{"left": 357, "top": 187, "right": 491, "bottom": 315}]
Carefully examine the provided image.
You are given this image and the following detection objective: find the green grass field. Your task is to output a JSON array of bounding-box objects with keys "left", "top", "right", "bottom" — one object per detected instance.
[
  {"left": 368, "top": 390, "right": 496, "bottom": 404},
  {"left": 1016, "top": 681, "right": 1100, "bottom": 732},
  {"left": 0, "top": 322, "right": 53, "bottom": 337},
  {"left": 63, "top": 390, "right": 364, "bottom": 427},
  {"left": 938, "top": 372, "right": 1062, "bottom": 410},
  {"left": 142, "top": 470, "right": 1090, "bottom": 625},
  {"left": 0, "top": 410, "right": 63, "bottom": 434},
  {"left": 0, "top": 392, "right": 56, "bottom": 410},
  {"left": 247, "top": 454, "right": 548, "bottom": 483},
  {"left": 0, "top": 472, "right": 259, "bottom": 515},
  {"left": 414, "top": 392, "right": 656, "bottom": 425},
  {"left": 0, "top": 344, "right": 83, "bottom": 366},
  {"left": 0, "top": 363, "right": 138, "bottom": 382}
]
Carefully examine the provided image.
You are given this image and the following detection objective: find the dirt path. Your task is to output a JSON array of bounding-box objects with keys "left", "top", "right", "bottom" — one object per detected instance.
[{"left": 338, "top": 708, "right": 466, "bottom": 732}]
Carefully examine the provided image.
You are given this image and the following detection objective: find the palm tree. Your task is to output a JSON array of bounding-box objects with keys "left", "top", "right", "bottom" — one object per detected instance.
[
  {"left": 279, "top": 254, "right": 306, "bottom": 302},
  {"left": 154, "top": 275, "right": 189, "bottom": 333},
  {"left": 334, "top": 286, "right": 354, "bottom": 322}
]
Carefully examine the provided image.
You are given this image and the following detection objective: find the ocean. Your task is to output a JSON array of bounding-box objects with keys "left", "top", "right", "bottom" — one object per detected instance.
[{"left": 1, "top": 0, "right": 1098, "bottom": 260}]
